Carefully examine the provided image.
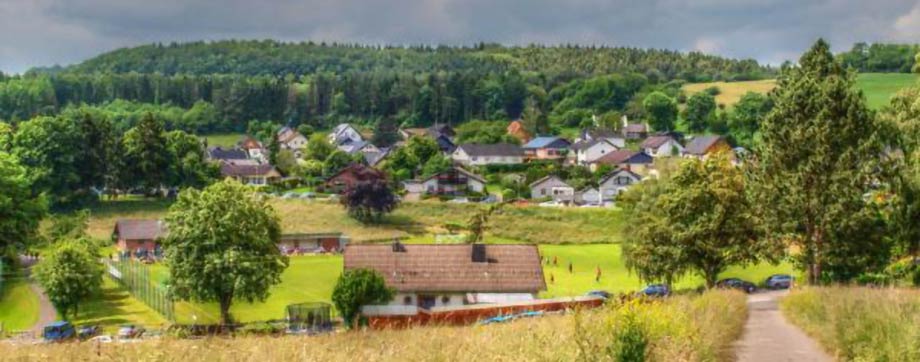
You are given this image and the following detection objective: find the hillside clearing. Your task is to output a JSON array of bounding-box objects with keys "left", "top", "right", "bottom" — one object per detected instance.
[
  {"left": 0, "top": 273, "right": 40, "bottom": 334},
  {"left": 682, "top": 73, "right": 918, "bottom": 109}
]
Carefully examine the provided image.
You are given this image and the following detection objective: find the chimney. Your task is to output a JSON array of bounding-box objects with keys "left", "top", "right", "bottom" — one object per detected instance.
[
  {"left": 392, "top": 240, "right": 406, "bottom": 253},
  {"left": 471, "top": 244, "right": 487, "bottom": 263}
]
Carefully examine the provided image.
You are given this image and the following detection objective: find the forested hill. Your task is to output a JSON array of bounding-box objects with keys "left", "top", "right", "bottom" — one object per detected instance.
[
  {"left": 48, "top": 40, "right": 771, "bottom": 81},
  {"left": 837, "top": 43, "right": 920, "bottom": 73}
]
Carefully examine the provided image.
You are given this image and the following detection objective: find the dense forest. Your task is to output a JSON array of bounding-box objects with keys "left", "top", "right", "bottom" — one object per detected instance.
[
  {"left": 837, "top": 43, "right": 920, "bottom": 73},
  {"left": 1, "top": 40, "right": 772, "bottom": 133}
]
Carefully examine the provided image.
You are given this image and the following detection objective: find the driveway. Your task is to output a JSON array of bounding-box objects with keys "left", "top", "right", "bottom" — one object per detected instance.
[{"left": 734, "top": 290, "right": 833, "bottom": 362}]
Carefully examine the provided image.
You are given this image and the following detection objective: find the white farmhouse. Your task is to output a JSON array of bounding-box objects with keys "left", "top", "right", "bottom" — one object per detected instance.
[
  {"left": 640, "top": 135, "right": 684, "bottom": 157},
  {"left": 598, "top": 168, "right": 642, "bottom": 200},
  {"left": 452, "top": 143, "right": 524, "bottom": 166}
]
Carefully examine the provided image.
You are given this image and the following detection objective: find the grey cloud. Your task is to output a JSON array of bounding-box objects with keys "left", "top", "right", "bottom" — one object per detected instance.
[{"left": 2, "top": 0, "right": 920, "bottom": 73}]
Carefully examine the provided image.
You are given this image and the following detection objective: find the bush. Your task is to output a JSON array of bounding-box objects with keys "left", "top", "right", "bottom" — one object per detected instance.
[{"left": 331, "top": 268, "right": 395, "bottom": 329}]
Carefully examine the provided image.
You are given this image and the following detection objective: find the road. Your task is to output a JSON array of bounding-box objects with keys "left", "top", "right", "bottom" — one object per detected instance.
[
  {"left": 19, "top": 256, "right": 58, "bottom": 337},
  {"left": 734, "top": 289, "right": 833, "bottom": 362}
]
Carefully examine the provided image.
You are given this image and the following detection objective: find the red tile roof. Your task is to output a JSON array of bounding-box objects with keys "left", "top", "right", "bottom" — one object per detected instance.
[
  {"left": 114, "top": 219, "right": 166, "bottom": 241},
  {"left": 344, "top": 244, "right": 546, "bottom": 293}
]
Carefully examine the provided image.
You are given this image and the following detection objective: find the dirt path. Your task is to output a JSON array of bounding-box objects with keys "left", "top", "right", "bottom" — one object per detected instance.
[
  {"left": 734, "top": 290, "right": 832, "bottom": 362},
  {"left": 19, "top": 256, "right": 58, "bottom": 336}
]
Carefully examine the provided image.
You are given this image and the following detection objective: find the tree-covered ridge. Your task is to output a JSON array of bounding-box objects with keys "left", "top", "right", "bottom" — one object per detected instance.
[
  {"left": 51, "top": 40, "right": 772, "bottom": 82},
  {"left": 837, "top": 43, "right": 920, "bottom": 73}
]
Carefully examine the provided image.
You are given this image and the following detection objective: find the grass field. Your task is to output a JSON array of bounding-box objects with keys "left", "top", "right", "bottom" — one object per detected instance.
[
  {"left": 203, "top": 133, "right": 245, "bottom": 148},
  {"left": 132, "top": 244, "right": 790, "bottom": 324},
  {"left": 2, "top": 291, "right": 747, "bottom": 361},
  {"left": 683, "top": 73, "right": 918, "bottom": 109},
  {"left": 70, "top": 278, "right": 166, "bottom": 331},
  {"left": 782, "top": 287, "right": 920, "bottom": 361},
  {"left": 85, "top": 198, "right": 627, "bottom": 244},
  {"left": 0, "top": 271, "right": 40, "bottom": 333}
]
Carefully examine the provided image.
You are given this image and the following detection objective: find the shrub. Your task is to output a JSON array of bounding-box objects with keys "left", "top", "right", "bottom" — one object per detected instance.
[{"left": 331, "top": 268, "right": 395, "bottom": 329}]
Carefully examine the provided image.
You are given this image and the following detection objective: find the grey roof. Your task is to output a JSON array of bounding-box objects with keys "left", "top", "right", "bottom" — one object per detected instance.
[
  {"left": 457, "top": 143, "right": 524, "bottom": 157},
  {"left": 220, "top": 159, "right": 280, "bottom": 177},
  {"left": 599, "top": 168, "right": 643, "bottom": 185},
  {"left": 207, "top": 147, "right": 249, "bottom": 161},
  {"left": 528, "top": 175, "right": 571, "bottom": 188},
  {"left": 363, "top": 149, "right": 390, "bottom": 166},
  {"left": 523, "top": 136, "right": 570, "bottom": 149},
  {"left": 685, "top": 135, "right": 725, "bottom": 155},
  {"left": 570, "top": 138, "right": 613, "bottom": 151},
  {"left": 114, "top": 219, "right": 166, "bottom": 241}
]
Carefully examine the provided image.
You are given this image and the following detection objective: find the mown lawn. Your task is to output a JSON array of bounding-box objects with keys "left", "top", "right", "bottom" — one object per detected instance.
[
  {"left": 0, "top": 271, "right": 40, "bottom": 333},
  {"left": 203, "top": 133, "right": 245, "bottom": 148},
  {"left": 133, "top": 244, "right": 791, "bottom": 324},
  {"left": 70, "top": 278, "right": 166, "bottom": 332},
  {"left": 682, "top": 73, "right": 918, "bottom": 110}
]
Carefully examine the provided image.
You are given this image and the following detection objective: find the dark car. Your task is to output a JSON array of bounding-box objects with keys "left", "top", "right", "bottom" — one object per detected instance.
[
  {"left": 639, "top": 284, "right": 670, "bottom": 297},
  {"left": 716, "top": 278, "right": 757, "bottom": 293},
  {"left": 77, "top": 325, "right": 100, "bottom": 339},
  {"left": 765, "top": 274, "right": 794, "bottom": 290},
  {"left": 586, "top": 290, "right": 612, "bottom": 299},
  {"left": 42, "top": 321, "right": 76, "bottom": 342}
]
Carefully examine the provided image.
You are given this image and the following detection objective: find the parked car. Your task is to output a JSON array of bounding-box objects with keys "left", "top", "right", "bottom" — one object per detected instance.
[
  {"left": 586, "top": 290, "right": 612, "bottom": 299},
  {"left": 117, "top": 325, "right": 145, "bottom": 339},
  {"left": 765, "top": 274, "right": 794, "bottom": 289},
  {"left": 42, "top": 321, "right": 75, "bottom": 342},
  {"left": 77, "top": 325, "right": 100, "bottom": 339},
  {"left": 716, "top": 278, "right": 757, "bottom": 293},
  {"left": 638, "top": 284, "right": 670, "bottom": 297}
]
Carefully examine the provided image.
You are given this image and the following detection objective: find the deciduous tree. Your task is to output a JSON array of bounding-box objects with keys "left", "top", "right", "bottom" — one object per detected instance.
[
  {"left": 642, "top": 92, "right": 677, "bottom": 132},
  {"left": 162, "top": 179, "right": 288, "bottom": 325},
  {"left": 331, "top": 268, "right": 395, "bottom": 329},
  {"left": 0, "top": 152, "right": 47, "bottom": 257},
  {"left": 33, "top": 239, "right": 103, "bottom": 320}
]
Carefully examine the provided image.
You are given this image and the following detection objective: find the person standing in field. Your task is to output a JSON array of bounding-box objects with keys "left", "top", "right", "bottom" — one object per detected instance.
[
  {"left": 568, "top": 262, "right": 573, "bottom": 274},
  {"left": 595, "top": 266, "right": 601, "bottom": 283}
]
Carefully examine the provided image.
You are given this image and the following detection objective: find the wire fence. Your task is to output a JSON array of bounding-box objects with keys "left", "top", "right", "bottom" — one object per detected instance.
[{"left": 103, "top": 259, "right": 175, "bottom": 322}]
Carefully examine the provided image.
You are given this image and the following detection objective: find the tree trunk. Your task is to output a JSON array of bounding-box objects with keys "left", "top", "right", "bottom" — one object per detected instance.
[{"left": 219, "top": 296, "right": 233, "bottom": 327}]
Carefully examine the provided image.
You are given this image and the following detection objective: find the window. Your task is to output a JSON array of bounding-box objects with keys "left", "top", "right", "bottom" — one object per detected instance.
[
  {"left": 403, "top": 296, "right": 413, "bottom": 305},
  {"left": 541, "top": 189, "right": 546, "bottom": 196},
  {"left": 441, "top": 296, "right": 450, "bottom": 305}
]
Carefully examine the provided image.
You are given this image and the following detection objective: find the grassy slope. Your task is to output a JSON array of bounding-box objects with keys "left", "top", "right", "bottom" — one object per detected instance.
[
  {"left": 86, "top": 198, "right": 626, "bottom": 244},
  {"left": 203, "top": 133, "right": 245, "bottom": 148},
  {"left": 2, "top": 291, "right": 747, "bottom": 362},
  {"left": 69, "top": 278, "right": 166, "bottom": 331},
  {"left": 781, "top": 287, "right": 920, "bottom": 361},
  {"left": 682, "top": 73, "right": 918, "bottom": 109},
  {"left": 0, "top": 271, "right": 40, "bottom": 333}
]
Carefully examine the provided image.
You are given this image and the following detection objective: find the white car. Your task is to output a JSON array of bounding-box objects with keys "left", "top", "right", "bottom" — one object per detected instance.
[{"left": 88, "top": 335, "right": 114, "bottom": 344}]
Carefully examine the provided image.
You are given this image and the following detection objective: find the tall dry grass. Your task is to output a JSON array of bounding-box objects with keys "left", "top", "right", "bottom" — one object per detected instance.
[
  {"left": 1, "top": 291, "right": 746, "bottom": 362},
  {"left": 781, "top": 287, "right": 920, "bottom": 361}
]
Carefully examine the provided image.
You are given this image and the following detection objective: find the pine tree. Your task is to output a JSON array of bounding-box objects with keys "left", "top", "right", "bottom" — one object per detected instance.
[{"left": 753, "top": 39, "right": 888, "bottom": 284}]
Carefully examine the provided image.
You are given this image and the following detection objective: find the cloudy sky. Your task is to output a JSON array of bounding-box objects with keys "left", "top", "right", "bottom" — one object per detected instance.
[{"left": 3, "top": 0, "right": 920, "bottom": 74}]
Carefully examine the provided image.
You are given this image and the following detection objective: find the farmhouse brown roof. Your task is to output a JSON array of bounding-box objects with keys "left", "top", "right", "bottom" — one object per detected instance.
[
  {"left": 344, "top": 244, "right": 546, "bottom": 293},
  {"left": 685, "top": 135, "right": 725, "bottom": 155},
  {"left": 114, "top": 219, "right": 166, "bottom": 241},
  {"left": 219, "top": 159, "right": 280, "bottom": 178},
  {"left": 640, "top": 135, "right": 675, "bottom": 149}
]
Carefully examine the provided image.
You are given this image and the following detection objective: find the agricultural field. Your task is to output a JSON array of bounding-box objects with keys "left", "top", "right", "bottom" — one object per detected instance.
[
  {"left": 2, "top": 291, "right": 747, "bottom": 361},
  {"left": 682, "top": 73, "right": 918, "bottom": 109},
  {"left": 85, "top": 198, "right": 627, "bottom": 244},
  {"left": 782, "top": 287, "right": 920, "bottom": 361}
]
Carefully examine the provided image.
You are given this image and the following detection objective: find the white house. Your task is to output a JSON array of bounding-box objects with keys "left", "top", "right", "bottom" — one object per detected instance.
[
  {"left": 344, "top": 243, "right": 545, "bottom": 309},
  {"left": 329, "top": 123, "right": 363, "bottom": 145},
  {"left": 529, "top": 175, "right": 575, "bottom": 201},
  {"left": 419, "top": 167, "right": 486, "bottom": 196},
  {"left": 569, "top": 139, "right": 619, "bottom": 165},
  {"left": 451, "top": 143, "right": 524, "bottom": 166},
  {"left": 337, "top": 139, "right": 380, "bottom": 155},
  {"left": 598, "top": 169, "right": 643, "bottom": 200},
  {"left": 640, "top": 135, "right": 684, "bottom": 157},
  {"left": 576, "top": 188, "right": 602, "bottom": 205},
  {"left": 575, "top": 128, "right": 626, "bottom": 148},
  {"left": 277, "top": 127, "right": 308, "bottom": 157}
]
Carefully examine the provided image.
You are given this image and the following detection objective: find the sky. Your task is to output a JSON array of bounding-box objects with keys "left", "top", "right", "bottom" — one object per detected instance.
[{"left": 3, "top": 0, "right": 920, "bottom": 74}]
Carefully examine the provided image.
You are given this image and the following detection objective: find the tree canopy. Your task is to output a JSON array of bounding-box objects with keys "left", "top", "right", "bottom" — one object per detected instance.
[
  {"left": 33, "top": 239, "right": 103, "bottom": 320},
  {"left": 162, "top": 179, "right": 288, "bottom": 325}
]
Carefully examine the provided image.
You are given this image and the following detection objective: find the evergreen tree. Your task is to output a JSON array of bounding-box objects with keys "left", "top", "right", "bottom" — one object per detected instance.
[
  {"left": 122, "top": 113, "right": 170, "bottom": 192},
  {"left": 753, "top": 39, "right": 888, "bottom": 284}
]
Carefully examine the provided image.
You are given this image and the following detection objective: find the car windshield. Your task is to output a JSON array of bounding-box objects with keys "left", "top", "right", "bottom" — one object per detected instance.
[{"left": 773, "top": 275, "right": 792, "bottom": 281}]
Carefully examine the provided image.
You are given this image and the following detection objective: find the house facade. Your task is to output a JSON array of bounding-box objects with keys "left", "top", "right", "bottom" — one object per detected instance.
[
  {"left": 451, "top": 143, "right": 524, "bottom": 166},
  {"left": 641, "top": 135, "right": 684, "bottom": 157},
  {"left": 575, "top": 128, "right": 626, "bottom": 148},
  {"left": 529, "top": 175, "right": 575, "bottom": 201},
  {"left": 344, "top": 243, "right": 546, "bottom": 309},
  {"left": 329, "top": 123, "right": 363, "bottom": 145},
  {"left": 576, "top": 188, "right": 602, "bottom": 205},
  {"left": 589, "top": 150, "right": 654, "bottom": 174},
  {"left": 683, "top": 135, "right": 732, "bottom": 160},
  {"left": 569, "top": 139, "right": 619, "bottom": 165},
  {"left": 238, "top": 136, "right": 266, "bottom": 161},
  {"left": 277, "top": 127, "right": 308, "bottom": 157},
  {"left": 622, "top": 123, "right": 649, "bottom": 140},
  {"left": 598, "top": 169, "right": 643, "bottom": 200},
  {"left": 278, "top": 233, "right": 347, "bottom": 254},
  {"left": 219, "top": 159, "right": 281, "bottom": 186},
  {"left": 522, "top": 137, "right": 571, "bottom": 161},
  {"left": 323, "top": 164, "right": 386, "bottom": 193},
  {"left": 113, "top": 219, "right": 166, "bottom": 255},
  {"left": 419, "top": 167, "right": 486, "bottom": 195}
]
